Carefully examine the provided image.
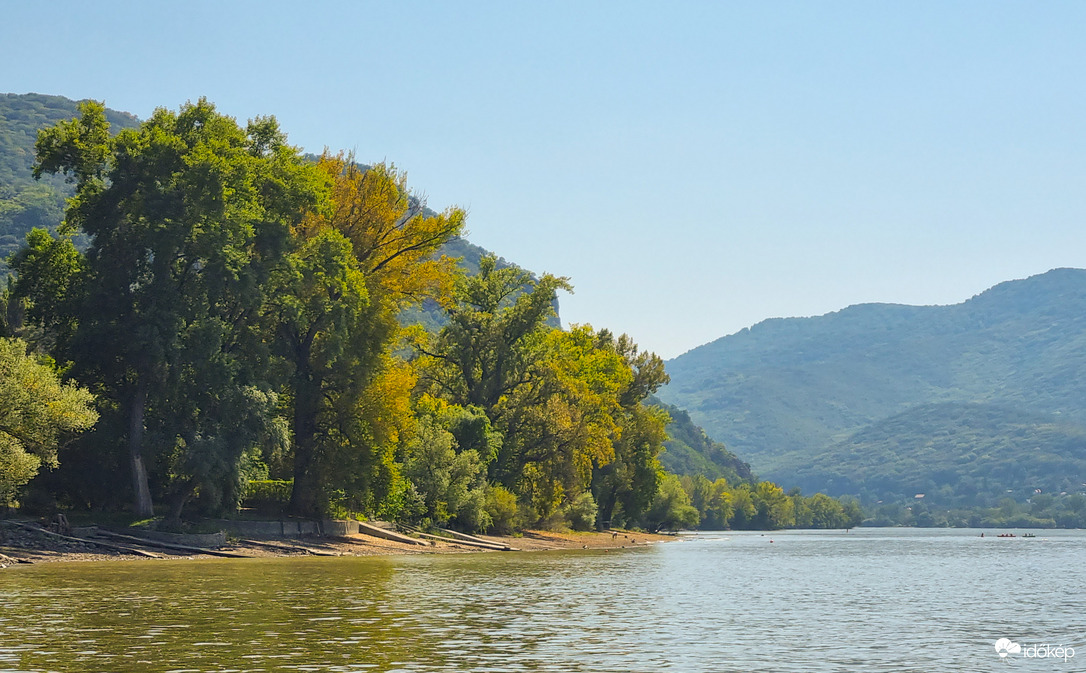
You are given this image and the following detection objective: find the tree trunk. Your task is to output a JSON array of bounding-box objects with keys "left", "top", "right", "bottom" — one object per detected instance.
[
  {"left": 165, "top": 482, "right": 194, "bottom": 530},
  {"left": 289, "top": 370, "right": 321, "bottom": 517},
  {"left": 128, "top": 377, "right": 154, "bottom": 518},
  {"left": 594, "top": 470, "right": 619, "bottom": 531}
]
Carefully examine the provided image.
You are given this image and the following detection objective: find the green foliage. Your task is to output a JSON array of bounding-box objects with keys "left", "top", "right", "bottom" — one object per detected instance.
[
  {"left": 20, "top": 98, "right": 326, "bottom": 519},
  {"left": 242, "top": 479, "right": 294, "bottom": 515},
  {"left": 674, "top": 476, "right": 856, "bottom": 530},
  {"left": 590, "top": 334, "right": 672, "bottom": 528},
  {"left": 400, "top": 413, "right": 491, "bottom": 532},
  {"left": 642, "top": 472, "right": 699, "bottom": 532},
  {"left": 659, "top": 268, "right": 1086, "bottom": 511},
  {"left": 776, "top": 402, "right": 1086, "bottom": 510},
  {"left": 563, "top": 491, "right": 599, "bottom": 531},
  {"left": 1, "top": 94, "right": 703, "bottom": 535},
  {"left": 420, "top": 262, "right": 677, "bottom": 529},
  {"left": 273, "top": 154, "right": 464, "bottom": 517},
  {"left": 866, "top": 492, "right": 1086, "bottom": 528},
  {"left": 483, "top": 484, "right": 519, "bottom": 534},
  {"left": 650, "top": 396, "right": 752, "bottom": 483},
  {"left": 0, "top": 337, "right": 97, "bottom": 506},
  {"left": 419, "top": 255, "right": 574, "bottom": 511},
  {"left": 751, "top": 481, "right": 795, "bottom": 529}
]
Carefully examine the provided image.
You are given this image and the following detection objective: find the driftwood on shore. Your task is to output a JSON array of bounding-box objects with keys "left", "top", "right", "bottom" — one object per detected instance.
[
  {"left": 437, "top": 527, "right": 517, "bottom": 549},
  {"left": 240, "top": 538, "right": 339, "bottom": 556},
  {"left": 413, "top": 531, "right": 514, "bottom": 551},
  {"left": 0, "top": 551, "right": 33, "bottom": 565},
  {"left": 0, "top": 521, "right": 161, "bottom": 558},
  {"left": 357, "top": 521, "right": 429, "bottom": 546},
  {"left": 94, "top": 530, "right": 251, "bottom": 558}
]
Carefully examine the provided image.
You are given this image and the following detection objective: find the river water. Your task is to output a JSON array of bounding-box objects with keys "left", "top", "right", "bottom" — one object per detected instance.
[{"left": 1, "top": 528, "right": 1084, "bottom": 672}]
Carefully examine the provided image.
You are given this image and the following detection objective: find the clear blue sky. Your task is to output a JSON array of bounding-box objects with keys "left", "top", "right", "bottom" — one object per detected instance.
[{"left": 4, "top": 2, "right": 1085, "bottom": 358}]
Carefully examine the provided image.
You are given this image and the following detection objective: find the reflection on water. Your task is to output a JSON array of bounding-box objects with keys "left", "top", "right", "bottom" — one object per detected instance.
[{"left": 1, "top": 529, "right": 1085, "bottom": 672}]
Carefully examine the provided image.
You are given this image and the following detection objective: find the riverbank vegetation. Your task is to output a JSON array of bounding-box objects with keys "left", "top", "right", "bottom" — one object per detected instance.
[
  {"left": 665, "top": 475, "right": 863, "bottom": 531},
  {"left": 1, "top": 98, "right": 862, "bottom": 534},
  {"left": 866, "top": 493, "right": 1086, "bottom": 528}
]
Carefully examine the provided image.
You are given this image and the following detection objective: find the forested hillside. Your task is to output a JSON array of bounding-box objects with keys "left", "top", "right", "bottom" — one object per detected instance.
[
  {"left": 659, "top": 269, "right": 1086, "bottom": 511},
  {"left": 650, "top": 397, "right": 752, "bottom": 483},
  {"left": 0, "top": 93, "right": 139, "bottom": 266}
]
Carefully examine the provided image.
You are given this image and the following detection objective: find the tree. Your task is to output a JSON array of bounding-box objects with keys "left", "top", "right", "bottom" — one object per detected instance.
[
  {"left": 24, "top": 99, "right": 325, "bottom": 517},
  {"left": 0, "top": 337, "right": 96, "bottom": 506},
  {"left": 273, "top": 155, "right": 464, "bottom": 517},
  {"left": 642, "top": 472, "right": 699, "bottom": 532},
  {"left": 419, "top": 254, "right": 576, "bottom": 518},
  {"left": 729, "top": 483, "right": 757, "bottom": 529},
  {"left": 752, "top": 481, "right": 795, "bottom": 529},
  {"left": 421, "top": 254, "right": 571, "bottom": 417},
  {"left": 804, "top": 492, "right": 846, "bottom": 529},
  {"left": 418, "top": 260, "right": 676, "bottom": 526},
  {"left": 591, "top": 332, "right": 670, "bottom": 528},
  {"left": 401, "top": 410, "right": 491, "bottom": 531},
  {"left": 269, "top": 229, "right": 373, "bottom": 516}
]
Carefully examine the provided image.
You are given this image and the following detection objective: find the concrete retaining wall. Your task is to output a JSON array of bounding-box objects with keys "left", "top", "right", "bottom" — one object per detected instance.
[{"left": 210, "top": 519, "right": 360, "bottom": 538}]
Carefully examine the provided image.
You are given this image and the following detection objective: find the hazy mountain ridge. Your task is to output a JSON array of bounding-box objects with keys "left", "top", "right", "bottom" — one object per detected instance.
[
  {"left": 658, "top": 268, "right": 1086, "bottom": 504},
  {"left": 777, "top": 401, "right": 1086, "bottom": 504}
]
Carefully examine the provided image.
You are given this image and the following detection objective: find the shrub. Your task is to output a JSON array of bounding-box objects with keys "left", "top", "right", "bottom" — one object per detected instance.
[
  {"left": 564, "top": 491, "right": 599, "bottom": 531},
  {"left": 241, "top": 479, "right": 293, "bottom": 515},
  {"left": 484, "top": 485, "right": 519, "bottom": 535}
]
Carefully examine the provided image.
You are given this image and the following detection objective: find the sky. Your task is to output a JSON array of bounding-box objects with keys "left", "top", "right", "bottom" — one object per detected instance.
[{"left": 3, "top": 1, "right": 1085, "bottom": 358}]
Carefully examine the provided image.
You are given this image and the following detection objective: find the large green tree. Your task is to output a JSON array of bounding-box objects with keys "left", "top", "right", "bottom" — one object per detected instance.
[
  {"left": 0, "top": 337, "right": 97, "bottom": 506},
  {"left": 20, "top": 100, "right": 325, "bottom": 517}
]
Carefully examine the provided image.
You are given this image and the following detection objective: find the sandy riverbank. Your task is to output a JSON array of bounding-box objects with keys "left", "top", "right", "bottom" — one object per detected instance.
[{"left": 0, "top": 523, "right": 674, "bottom": 565}]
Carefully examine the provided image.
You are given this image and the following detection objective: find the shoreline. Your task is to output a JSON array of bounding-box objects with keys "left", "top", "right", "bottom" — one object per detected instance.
[{"left": 0, "top": 524, "right": 674, "bottom": 565}]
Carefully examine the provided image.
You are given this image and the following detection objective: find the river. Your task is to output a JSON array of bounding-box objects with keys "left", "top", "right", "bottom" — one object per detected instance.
[{"left": 1, "top": 528, "right": 1084, "bottom": 672}]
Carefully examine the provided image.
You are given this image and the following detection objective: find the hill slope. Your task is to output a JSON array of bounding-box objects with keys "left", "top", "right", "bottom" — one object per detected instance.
[
  {"left": 1, "top": 93, "right": 140, "bottom": 266},
  {"left": 650, "top": 397, "right": 753, "bottom": 483},
  {"left": 775, "top": 402, "right": 1086, "bottom": 505},
  {"left": 657, "top": 268, "right": 1086, "bottom": 504}
]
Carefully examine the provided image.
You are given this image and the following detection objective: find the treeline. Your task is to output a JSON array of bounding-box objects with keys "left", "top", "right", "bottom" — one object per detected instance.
[
  {"left": 646, "top": 475, "right": 864, "bottom": 531},
  {"left": 0, "top": 98, "right": 684, "bottom": 533},
  {"left": 867, "top": 494, "right": 1086, "bottom": 528}
]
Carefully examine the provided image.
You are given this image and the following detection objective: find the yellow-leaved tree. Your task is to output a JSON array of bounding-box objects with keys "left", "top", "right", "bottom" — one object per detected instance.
[{"left": 273, "top": 155, "right": 465, "bottom": 517}]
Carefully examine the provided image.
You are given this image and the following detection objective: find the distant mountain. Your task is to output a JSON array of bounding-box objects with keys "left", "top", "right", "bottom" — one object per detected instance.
[
  {"left": 657, "top": 269, "right": 1086, "bottom": 505},
  {"left": 776, "top": 402, "right": 1086, "bottom": 505}
]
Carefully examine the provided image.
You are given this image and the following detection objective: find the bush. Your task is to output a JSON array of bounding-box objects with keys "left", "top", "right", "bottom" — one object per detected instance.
[
  {"left": 564, "top": 491, "right": 599, "bottom": 531},
  {"left": 241, "top": 480, "right": 292, "bottom": 515},
  {"left": 455, "top": 487, "right": 492, "bottom": 533},
  {"left": 484, "top": 485, "right": 518, "bottom": 535}
]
